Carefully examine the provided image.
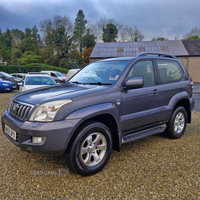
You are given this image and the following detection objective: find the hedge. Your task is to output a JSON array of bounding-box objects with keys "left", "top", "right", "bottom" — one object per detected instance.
[{"left": 0, "top": 64, "right": 69, "bottom": 74}]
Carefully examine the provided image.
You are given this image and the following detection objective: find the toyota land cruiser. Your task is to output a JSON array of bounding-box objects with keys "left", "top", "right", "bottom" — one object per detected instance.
[{"left": 1, "top": 53, "right": 195, "bottom": 176}]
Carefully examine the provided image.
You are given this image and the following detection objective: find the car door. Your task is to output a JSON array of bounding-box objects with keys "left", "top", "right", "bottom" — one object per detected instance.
[
  {"left": 154, "top": 59, "right": 185, "bottom": 121},
  {"left": 121, "top": 60, "right": 161, "bottom": 132}
]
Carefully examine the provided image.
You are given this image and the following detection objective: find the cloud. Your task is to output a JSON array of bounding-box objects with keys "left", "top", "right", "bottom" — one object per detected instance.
[{"left": 0, "top": 0, "right": 200, "bottom": 40}]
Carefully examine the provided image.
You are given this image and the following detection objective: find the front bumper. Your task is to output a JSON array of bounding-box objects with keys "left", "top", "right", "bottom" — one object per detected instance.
[
  {"left": 2, "top": 110, "right": 79, "bottom": 156},
  {"left": 2, "top": 85, "right": 17, "bottom": 91}
]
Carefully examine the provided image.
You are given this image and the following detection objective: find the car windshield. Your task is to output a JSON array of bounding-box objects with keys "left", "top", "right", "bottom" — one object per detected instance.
[
  {"left": 69, "top": 61, "right": 129, "bottom": 84},
  {"left": 1, "top": 72, "right": 13, "bottom": 78},
  {"left": 25, "top": 76, "right": 56, "bottom": 85},
  {"left": 55, "top": 72, "right": 65, "bottom": 77}
]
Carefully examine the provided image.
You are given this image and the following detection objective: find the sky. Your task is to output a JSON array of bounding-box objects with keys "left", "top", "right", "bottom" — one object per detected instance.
[{"left": 0, "top": 0, "right": 200, "bottom": 41}]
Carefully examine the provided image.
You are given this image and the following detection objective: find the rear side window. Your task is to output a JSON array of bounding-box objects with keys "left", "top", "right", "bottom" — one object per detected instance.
[{"left": 156, "top": 60, "right": 184, "bottom": 83}]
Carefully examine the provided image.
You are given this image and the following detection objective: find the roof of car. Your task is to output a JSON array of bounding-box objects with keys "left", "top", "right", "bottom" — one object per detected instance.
[
  {"left": 26, "top": 74, "right": 51, "bottom": 77},
  {"left": 96, "top": 57, "right": 136, "bottom": 62},
  {"left": 11, "top": 73, "right": 27, "bottom": 75},
  {"left": 95, "top": 53, "right": 178, "bottom": 63}
]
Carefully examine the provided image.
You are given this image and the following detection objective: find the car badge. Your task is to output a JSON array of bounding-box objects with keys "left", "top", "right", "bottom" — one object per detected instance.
[{"left": 13, "top": 103, "right": 20, "bottom": 112}]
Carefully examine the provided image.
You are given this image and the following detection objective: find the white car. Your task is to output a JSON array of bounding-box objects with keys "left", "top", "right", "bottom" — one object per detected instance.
[
  {"left": 19, "top": 74, "right": 57, "bottom": 92},
  {"left": 41, "top": 71, "right": 67, "bottom": 82},
  {"left": 66, "top": 69, "right": 80, "bottom": 81}
]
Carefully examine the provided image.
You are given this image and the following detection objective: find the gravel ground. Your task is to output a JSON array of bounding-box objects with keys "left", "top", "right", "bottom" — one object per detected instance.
[{"left": 0, "top": 91, "right": 200, "bottom": 199}]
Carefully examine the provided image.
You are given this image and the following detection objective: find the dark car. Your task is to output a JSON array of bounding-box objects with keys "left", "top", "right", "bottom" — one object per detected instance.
[
  {"left": 1, "top": 53, "right": 195, "bottom": 176},
  {"left": 0, "top": 78, "right": 17, "bottom": 92},
  {"left": 0, "top": 72, "right": 23, "bottom": 88}
]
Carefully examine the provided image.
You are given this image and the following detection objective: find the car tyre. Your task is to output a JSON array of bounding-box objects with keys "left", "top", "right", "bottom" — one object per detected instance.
[
  {"left": 66, "top": 121, "right": 113, "bottom": 176},
  {"left": 164, "top": 106, "right": 187, "bottom": 139}
]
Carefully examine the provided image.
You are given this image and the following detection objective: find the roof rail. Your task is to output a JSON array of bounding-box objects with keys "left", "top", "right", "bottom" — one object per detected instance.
[{"left": 138, "top": 53, "right": 177, "bottom": 59}]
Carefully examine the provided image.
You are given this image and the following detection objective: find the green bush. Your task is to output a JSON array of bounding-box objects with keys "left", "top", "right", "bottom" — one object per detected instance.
[
  {"left": 38, "top": 64, "right": 69, "bottom": 73},
  {"left": 0, "top": 64, "right": 69, "bottom": 74},
  {"left": 0, "top": 65, "right": 40, "bottom": 73}
]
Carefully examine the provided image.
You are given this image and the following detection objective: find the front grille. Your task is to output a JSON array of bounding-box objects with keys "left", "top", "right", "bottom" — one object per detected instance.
[{"left": 9, "top": 100, "right": 34, "bottom": 121}]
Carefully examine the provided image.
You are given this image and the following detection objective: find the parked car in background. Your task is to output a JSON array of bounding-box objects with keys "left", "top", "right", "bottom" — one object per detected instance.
[
  {"left": 0, "top": 78, "right": 17, "bottom": 92},
  {"left": 10, "top": 73, "right": 26, "bottom": 80},
  {"left": 66, "top": 69, "right": 80, "bottom": 81},
  {"left": 0, "top": 72, "right": 23, "bottom": 88},
  {"left": 27, "top": 72, "right": 60, "bottom": 83},
  {"left": 19, "top": 74, "right": 57, "bottom": 92},
  {"left": 41, "top": 71, "right": 66, "bottom": 83}
]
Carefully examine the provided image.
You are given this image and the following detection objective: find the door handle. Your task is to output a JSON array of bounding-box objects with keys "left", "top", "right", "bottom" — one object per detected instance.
[{"left": 153, "top": 89, "right": 159, "bottom": 95}]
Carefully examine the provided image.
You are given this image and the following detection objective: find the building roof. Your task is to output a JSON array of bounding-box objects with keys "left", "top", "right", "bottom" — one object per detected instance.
[
  {"left": 90, "top": 40, "right": 189, "bottom": 59},
  {"left": 182, "top": 40, "right": 200, "bottom": 55}
]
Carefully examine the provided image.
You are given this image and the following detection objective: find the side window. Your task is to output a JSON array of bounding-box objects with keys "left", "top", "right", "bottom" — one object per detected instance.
[
  {"left": 127, "top": 60, "right": 155, "bottom": 87},
  {"left": 51, "top": 72, "right": 57, "bottom": 77},
  {"left": 156, "top": 60, "right": 184, "bottom": 83}
]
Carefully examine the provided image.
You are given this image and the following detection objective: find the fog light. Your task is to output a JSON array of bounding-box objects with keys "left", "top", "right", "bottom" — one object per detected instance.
[{"left": 32, "top": 137, "right": 46, "bottom": 144}]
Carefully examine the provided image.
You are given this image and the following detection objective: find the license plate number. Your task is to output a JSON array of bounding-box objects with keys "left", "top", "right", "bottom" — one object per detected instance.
[
  {"left": 13, "top": 86, "right": 16, "bottom": 88},
  {"left": 5, "top": 125, "right": 16, "bottom": 140}
]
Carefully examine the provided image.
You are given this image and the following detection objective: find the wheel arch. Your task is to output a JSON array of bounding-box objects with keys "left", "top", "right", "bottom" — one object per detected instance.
[
  {"left": 168, "top": 92, "right": 191, "bottom": 123},
  {"left": 173, "top": 99, "right": 191, "bottom": 123},
  {"left": 65, "top": 103, "right": 121, "bottom": 153},
  {"left": 66, "top": 113, "right": 120, "bottom": 153}
]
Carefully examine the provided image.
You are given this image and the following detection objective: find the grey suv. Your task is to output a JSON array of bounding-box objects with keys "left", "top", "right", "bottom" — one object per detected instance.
[{"left": 1, "top": 53, "right": 195, "bottom": 176}]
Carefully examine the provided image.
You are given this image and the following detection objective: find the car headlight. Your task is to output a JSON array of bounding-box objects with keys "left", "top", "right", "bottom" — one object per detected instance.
[
  {"left": 2, "top": 83, "right": 9, "bottom": 86},
  {"left": 29, "top": 99, "right": 72, "bottom": 122}
]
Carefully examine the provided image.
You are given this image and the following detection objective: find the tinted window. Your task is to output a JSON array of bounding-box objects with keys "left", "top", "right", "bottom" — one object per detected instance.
[
  {"left": 127, "top": 60, "right": 155, "bottom": 87},
  {"left": 156, "top": 60, "right": 184, "bottom": 83}
]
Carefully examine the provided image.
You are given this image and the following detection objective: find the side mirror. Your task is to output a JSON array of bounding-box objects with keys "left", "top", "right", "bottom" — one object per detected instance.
[
  {"left": 124, "top": 77, "right": 144, "bottom": 90},
  {"left": 18, "top": 82, "right": 23, "bottom": 86}
]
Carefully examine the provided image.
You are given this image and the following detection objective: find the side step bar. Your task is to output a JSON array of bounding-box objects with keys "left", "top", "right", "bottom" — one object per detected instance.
[{"left": 122, "top": 124, "right": 166, "bottom": 144}]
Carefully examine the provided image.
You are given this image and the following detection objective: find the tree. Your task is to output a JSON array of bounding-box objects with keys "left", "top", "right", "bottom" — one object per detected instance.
[
  {"left": 117, "top": 25, "right": 130, "bottom": 42},
  {"left": 183, "top": 27, "right": 200, "bottom": 40},
  {"left": 96, "top": 18, "right": 122, "bottom": 42},
  {"left": 40, "top": 15, "right": 73, "bottom": 66},
  {"left": 82, "top": 29, "right": 96, "bottom": 49},
  {"left": 73, "top": 10, "right": 87, "bottom": 53},
  {"left": 127, "top": 26, "right": 145, "bottom": 42},
  {"left": 102, "top": 23, "right": 118, "bottom": 42},
  {"left": 0, "top": 29, "right": 13, "bottom": 63},
  {"left": 152, "top": 37, "right": 168, "bottom": 41},
  {"left": 187, "top": 36, "right": 199, "bottom": 40},
  {"left": 65, "top": 57, "right": 80, "bottom": 69},
  {"left": 81, "top": 46, "right": 94, "bottom": 66},
  {"left": 22, "top": 26, "right": 41, "bottom": 54},
  {"left": 17, "top": 51, "right": 41, "bottom": 65}
]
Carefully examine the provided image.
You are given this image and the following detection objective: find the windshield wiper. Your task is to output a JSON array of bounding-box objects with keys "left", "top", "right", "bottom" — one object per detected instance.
[
  {"left": 88, "top": 82, "right": 112, "bottom": 85},
  {"left": 71, "top": 81, "right": 81, "bottom": 84}
]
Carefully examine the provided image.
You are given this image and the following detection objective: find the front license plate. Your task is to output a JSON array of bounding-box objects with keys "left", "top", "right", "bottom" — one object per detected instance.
[
  {"left": 5, "top": 125, "right": 16, "bottom": 140},
  {"left": 12, "top": 86, "right": 16, "bottom": 88}
]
